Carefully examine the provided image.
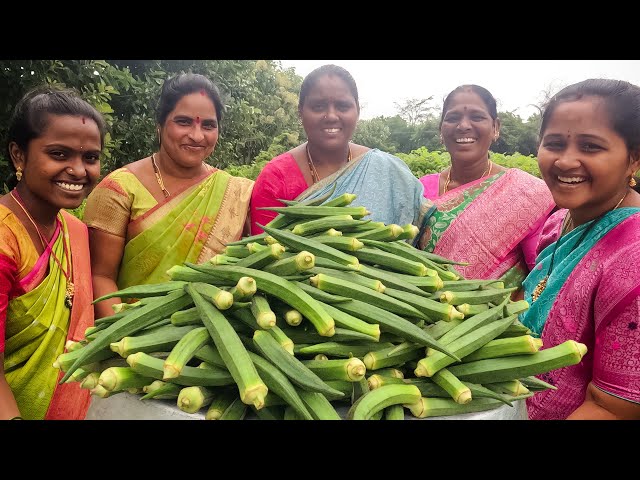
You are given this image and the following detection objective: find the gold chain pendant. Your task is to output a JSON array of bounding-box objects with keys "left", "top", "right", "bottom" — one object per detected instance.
[
  {"left": 65, "top": 281, "right": 75, "bottom": 309},
  {"left": 531, "top": 276, "right": 548, "bottom": 303}
]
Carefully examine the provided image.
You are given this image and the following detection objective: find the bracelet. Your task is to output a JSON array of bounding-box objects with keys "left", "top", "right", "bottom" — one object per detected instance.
[{"left": 10, "top": 416, "right": 23, "bottom": 420}]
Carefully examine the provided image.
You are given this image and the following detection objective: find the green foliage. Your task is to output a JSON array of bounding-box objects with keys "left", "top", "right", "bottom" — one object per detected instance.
[
  {"left": 494, "top": 111, "right": 540, "bottom": 156},
  {"left": 396, "top": 147, "right": 450, "bottom": 178},
  {"left": 395, "top": 147, "right": 541, "bottom": 180},
  {"left": 0, "top": 60, "right": 543, "bottom": 190},
  {"left": 224, "top": 160, "right": 269, "bottom": 181},
  {"left": 66, "top": 201, "right": 86, "bottom": 220},
  {"left": 0, "top": 60, "right": 303, "bottom": 184},
  {"left": 490, "top": 152, "right": 541, "bottom": 177},
  {"left": 353, "top": 117, "right": 394, "bottom": 153}
]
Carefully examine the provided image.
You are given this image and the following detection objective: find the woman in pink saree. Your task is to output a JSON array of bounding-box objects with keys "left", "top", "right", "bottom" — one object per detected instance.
[
  {"left": 84, "top": 74, "right": 253, "bottom": 320},
  {"left": 0, "top": 86, "right": 106, "bottom": 419},
  {"left": 416, "top": 85, "right": 555, "bottom": 292},
  {"left": 521, "top": 79, "right": 640, "bottom": 420}
]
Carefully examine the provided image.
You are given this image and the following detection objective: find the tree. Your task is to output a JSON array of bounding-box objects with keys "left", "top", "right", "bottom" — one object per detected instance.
[
  {"left": 393, "top": 97, "right": 436, "bottom": 126},
  {"left": 494, "top": 112, "right": 539, "bottom": 156},
  {"left": 353, "top": 117, "right": 395, "bottom": 153}
]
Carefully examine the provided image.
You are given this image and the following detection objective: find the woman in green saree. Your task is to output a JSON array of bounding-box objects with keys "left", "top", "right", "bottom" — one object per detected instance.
[
  {"left": 84, "top": 73, "right": 253, "bottom": 320},
  {"left": 0, "top": 86, "right": 106, "bottom": 419}
]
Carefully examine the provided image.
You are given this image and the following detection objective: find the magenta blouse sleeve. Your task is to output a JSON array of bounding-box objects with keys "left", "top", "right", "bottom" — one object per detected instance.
[
  {"left": 520, "top": 213, "right": 553, "bottom": 271},
  {"left": 250, "top": 155, "right": 309, "bottom": 235},
  {"left": 592, "top": 293, "right": 640, "bottom": 404},
  {"left": 250, "top": 161, "right": 289, "bottom": 235},
  {"left": 0, "top": 255, "right": 18, "bottom": 353}
]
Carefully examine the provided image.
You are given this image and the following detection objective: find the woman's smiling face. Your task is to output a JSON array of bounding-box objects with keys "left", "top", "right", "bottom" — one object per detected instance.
[
  {"left": 11, "top": 113, "right": 102, "bottom": 211},
  {"left": 300, "top": 73, "right": 359, "bottom": 152},
  {"left": 537, "top": 96, "right": 639, "bottom": 223},
  {"left": 440, "top": 89, "right": 498, "bottom": 165}
]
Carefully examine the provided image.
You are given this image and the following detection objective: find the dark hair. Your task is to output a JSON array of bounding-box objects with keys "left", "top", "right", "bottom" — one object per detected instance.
[
  {"left": 156, "top": 73, "right": 224, "bottom": 128},
  {"left": 540, "top": 78, "right": 640, "bottom": 158},
  {"left": 7, "top": 85, "right": 108, "bottom": 154},
  {"left": 298, "top": 64, "right": 360, "bottom": 112},
  {"left": 439, "top": 84, "right": 498, "bottom": 128}
]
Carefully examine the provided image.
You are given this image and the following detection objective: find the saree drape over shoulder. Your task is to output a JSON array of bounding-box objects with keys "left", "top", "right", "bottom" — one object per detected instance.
[
  {"left": 250, "top": 148, "right": 435, "bottom": 235},
  {"left": 84, "top": 167, "right": 253, "bottom": 289},
  {"left": 521, "top": 208, "right": 640, "bottom": 420},
  {"left": 418, "top": 169, "right": 555, "bottom": 287},
  {"left": 0, "top": 207, "right": 93, "bottom": 420}
]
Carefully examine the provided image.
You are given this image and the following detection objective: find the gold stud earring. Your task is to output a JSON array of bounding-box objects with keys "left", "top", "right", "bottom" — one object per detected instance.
[
  {"left": 631, "top": 177, "right": 637, "bottom": 187},
  {"left": 16, "top": 167, "right": 22, "bottom": 181}
]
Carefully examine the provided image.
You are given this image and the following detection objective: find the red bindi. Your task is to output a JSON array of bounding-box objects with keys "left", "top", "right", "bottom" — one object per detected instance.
[
  {"left": 200, "top": 89, "right": 205, "bottom": 96},
  {"left": 82, "top": 117, "right": 86, "bottom": 124},
  {"left": 196, "top": 116, "right": 200, "bottom": 124}
]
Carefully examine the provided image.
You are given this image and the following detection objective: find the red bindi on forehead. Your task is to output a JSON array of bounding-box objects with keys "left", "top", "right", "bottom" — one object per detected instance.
[
  {"left": 200, "top": 89, "right": 205, "bottom": 96},
  {"left": 82, "top": 117, "right": 86, "bottom": 124},
  {"left": 196, "top": 116, "right": 200, "bottom": 124}
]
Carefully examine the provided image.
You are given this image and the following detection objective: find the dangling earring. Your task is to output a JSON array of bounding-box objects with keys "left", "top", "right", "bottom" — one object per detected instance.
[
  {"left": 15, "top": 167, "right": 22, "bottom": 182},
  {"left": 157, "top": 128, "right": 162, "bottom": 147},
  {"left": 631, "top": 177, "right": 637, "bottom": 187}
]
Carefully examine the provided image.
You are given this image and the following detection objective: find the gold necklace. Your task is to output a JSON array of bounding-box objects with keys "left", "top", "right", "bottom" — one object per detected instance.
[
  {"left": 10, "top": 190, "right": 74, "bottom": 309},
  {"left": 443, "top": 160, "right": 492, "bottom": 194},
  {"left": 305, "top": 144, "right": 352, "bottom": 184},
  {"left": 151, "top": 153, "right": 171, "bottom": 198},
  {"left": 531, "top": 189, "right": 629, "bottom": 303}
]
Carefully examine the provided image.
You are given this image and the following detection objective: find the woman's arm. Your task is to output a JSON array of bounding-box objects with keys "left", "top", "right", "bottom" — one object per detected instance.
[
  {"left": 568, "top": 291, "right": 640, "bottom": 420},
  {"left": 89, "top": 228, "right": 126, "bottom": 319},
  {"left": 242, "top": 212, "right": 252, "bottom": 238},
  {"left": 567, "top": 382, "right": 640, "bottom": 420},
  {"left": 0, "top": 357, "right": 20, "bottom": 419}
]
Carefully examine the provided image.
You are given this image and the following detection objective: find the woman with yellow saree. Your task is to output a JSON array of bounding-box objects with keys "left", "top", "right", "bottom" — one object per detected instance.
[
  {"left": 0, "top": 86, "right": 106, "bottom": 420},
  {"left": 84, "top": 73, "right": 253, "bottom": 320}
]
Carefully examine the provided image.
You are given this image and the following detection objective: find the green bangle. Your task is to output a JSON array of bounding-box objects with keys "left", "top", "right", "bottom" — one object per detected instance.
[{"left": 10, "top": 416, "right": 23, "bottom": 420}]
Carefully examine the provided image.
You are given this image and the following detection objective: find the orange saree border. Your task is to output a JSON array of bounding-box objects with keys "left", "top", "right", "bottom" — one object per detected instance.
[{"left": 45, "top": 211, "right": 93, "bottom": 420}]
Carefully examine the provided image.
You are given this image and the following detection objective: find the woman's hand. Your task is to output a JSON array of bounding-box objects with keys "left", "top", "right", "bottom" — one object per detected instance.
[
  {"left": 0, "top": 356, "right": 21, "bottom": 420},
  {"left": 567, "top": 382, "right": 640, "bottom": 420},
  {"left": 88, "top": 228, "right": 126, "bottom": 319}
]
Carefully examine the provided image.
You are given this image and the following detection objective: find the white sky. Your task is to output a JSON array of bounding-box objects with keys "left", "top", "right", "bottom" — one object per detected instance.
[{"left": 279, "top": 60, "right": 640, "bottom": 121}]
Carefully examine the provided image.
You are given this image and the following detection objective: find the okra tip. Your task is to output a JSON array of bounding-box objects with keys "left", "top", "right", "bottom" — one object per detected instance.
[{"left": 573, "top": 341, "right": 588, "bottom": 358}]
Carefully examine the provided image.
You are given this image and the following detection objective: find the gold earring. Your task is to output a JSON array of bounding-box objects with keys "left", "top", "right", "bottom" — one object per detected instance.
[
  {"left": 439, "top": 135, "right": 444, "bottom": 144},
  {"left": 16, "top": 167, "right": 22, "bottom": 181},
  {"left": 631, "top": 177, "right": 637, "bottom": 187},
  {"left": 157, "top": 128, "right": 161, "bottom": 146}
]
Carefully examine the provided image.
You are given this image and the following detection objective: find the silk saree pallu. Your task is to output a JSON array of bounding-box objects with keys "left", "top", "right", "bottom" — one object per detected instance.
[
  {"left": 3, "top": 211, "right": 92, "bottom": 419},
  {"left": 522, "top": 209, "right": 640, "bottom": 420},
  {"left": 295, "top": 148, "right": 435, "bottom": 229},
  {"left": 418, "top": 169, "right": 554, "bottom": 284},
  {"left": 118, "top": 170, "right": 253, "bottom": 288}
]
